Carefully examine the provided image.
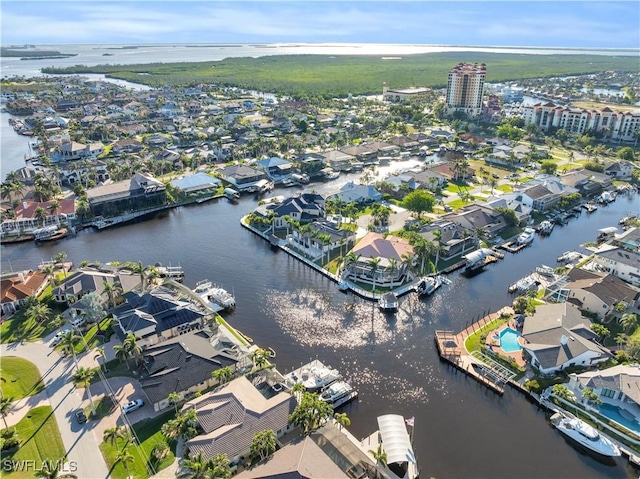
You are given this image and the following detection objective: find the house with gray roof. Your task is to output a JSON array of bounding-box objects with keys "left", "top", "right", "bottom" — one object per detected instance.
[
  {"left": 256, "top": 157, "right": 293, "bottom": 182},
  {"left": 254, "top": 193, "right": 325, "bottom": 229},
  {"left": 170, "top": 172, "right": 221, "bottom": 195},
  {"left": 217, "top": 165, "right": 267, "bottom": 191},
  {"left": 53, "top": 266, "right": 140, "bottom": 313},
  {"left": 184, "top": 375, "right": 297, "bottom": 467},
  {"left": 112, "top": 286, "right": 213, "bottom": 346},
  {"left": 567, "top": 365, "right": 640, "bottom": 427},
  {"left": 564, "top": 268, "right": 640, "bottom": 318},
  {"left": 139, "top": 329, "right": 249, "bottom": 411},
  {"left": 591, "top": 232, "right": 640, "bottom": 287},
  {"left": 320, "top": 150, "right": 355, "bottom": 172},
  {"left": 441, "top": 204, "right": 508, "bottom": 238},
  {"left": 86, "top": 173, "right": 166, "bottom": 217},
  {"left": 236, "top": 422, "right": 381, "bottom": 479},
  {"left": 521, "top": 302, "right": 611, "bottom": 375},
  {"left": 328, "top": 181, "right": 382, "bottom": 205}
]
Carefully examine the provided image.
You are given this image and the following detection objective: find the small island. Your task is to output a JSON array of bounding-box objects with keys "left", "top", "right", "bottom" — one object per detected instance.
[{"left": 0, "top": 47, "right": 77, "bottom": 60}]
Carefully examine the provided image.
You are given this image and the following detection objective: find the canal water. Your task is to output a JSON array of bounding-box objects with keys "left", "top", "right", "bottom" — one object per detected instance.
[{"left": 2, "top": 181, "right": 639, "bottom": 478}]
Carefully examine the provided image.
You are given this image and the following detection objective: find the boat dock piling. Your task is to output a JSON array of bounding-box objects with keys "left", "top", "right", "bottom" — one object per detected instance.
[{"left": 498, "top": 241, "right": 530, "bottom": 254}]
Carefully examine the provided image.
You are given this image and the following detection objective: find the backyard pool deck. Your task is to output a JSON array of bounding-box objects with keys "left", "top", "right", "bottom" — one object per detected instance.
[{"left": 435, "top": 307, "right": 517, "bottom": 395}]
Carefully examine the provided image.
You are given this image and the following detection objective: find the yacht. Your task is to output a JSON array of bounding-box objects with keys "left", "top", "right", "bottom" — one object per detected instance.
[
  {"left": 538, "top": 220, "right": 554, "bottom": 235},
  {"left": 551, "top": 413, "right": 621, "bottom": 458},
  {"left": 286, "top": 360, "right": 341, "bottom": 393},
  {"left": 378, "top": 292, "right": 399, "bottom": 312},
  {"left": 320, "top": 381, "right": 358, "bottom": 408},
  {"left": 193, "top": 280, "right": 236, "bottom": 311},
  {"left": 556, "top": 251, "right": 582, "bottom": 264},
  {"left": 416, "top": 276, "right": 443, "bottom": 296},
  {"left": 516, "top": 227, "right": 535, "bottom": 245}
]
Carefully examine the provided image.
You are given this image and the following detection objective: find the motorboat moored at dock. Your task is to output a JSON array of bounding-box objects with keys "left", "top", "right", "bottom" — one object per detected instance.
[
  {"left": 285, "top": 359, "right": 341, "bottom": 393},
  {"left": 193, "top": 279, "right": 236, "bottom": 311},
  {"left": 516, "top": 227, "right": 536, "bottom": 245},
  {"left": 550, "top": 412, "right": 621, "bottom": 458},
  {"left": 320, "top": 380, "right": 358, "bottom": 409},
  {"left": 378, "top": 292, "right": 399, "bottom": 312},
  {"left": 416, "top": 276, "right": 443, "bottom": 296}
]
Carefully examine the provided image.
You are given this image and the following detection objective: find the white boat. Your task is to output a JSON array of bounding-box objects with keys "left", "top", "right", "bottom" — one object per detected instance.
[
  {"left": 320, "top": 381, "right": 358, "bottom": 408},
  {"left": 508, "top": 275, "right": 537, "bottom": 294},
  {"left": 416, "top": 276, "right": 443, "bottom": 296},
  {"left": 193, "top": 279, "right": 236, "bottom": 311},
  {"left": 551, "top": 412, "right": 621, "bottom": 458},
  {"left": 516, "top": 227, "right": 536, "bottom": 245},
  {"left": 556, "top": 251, "right": 582, "bottom": 264},
  {"left": 285, "top": 360, "right": 341, "bottom": 393},
  {"left": 378, "top": 292, "right": 399, "bottom": 312},
  {"left": 538, "top": 220, "right": 554, "bottom": 235},
  {"left": 223, "top": 187, "right": 240, "bottom": 200}
]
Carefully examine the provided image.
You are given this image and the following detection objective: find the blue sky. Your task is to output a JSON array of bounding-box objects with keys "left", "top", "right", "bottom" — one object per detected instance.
[{"left": 1, "top": 1, "right": 638, "bottom": 48}]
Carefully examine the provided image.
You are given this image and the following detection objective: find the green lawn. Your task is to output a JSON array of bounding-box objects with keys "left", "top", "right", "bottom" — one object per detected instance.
[
  {"left": 73, "top": 318, "right": 113, "bottom": 354},
  {"left": 100, "top": 411, "right": 176, "bottom": 479},
  {"left": 495, "top": 184, "right": 513, "bottom": 193},
  {"left": 1, "top": 406, "right": 66, "bottom": 479},
  {"left": 0, "top": 357, "right": 44, "bottom": 399},
  {"left": 0, "top": 310, "right": 61, "bottom": 344},
  {"left": 465, "top": 318, "right": 509, "bottom": 353}
]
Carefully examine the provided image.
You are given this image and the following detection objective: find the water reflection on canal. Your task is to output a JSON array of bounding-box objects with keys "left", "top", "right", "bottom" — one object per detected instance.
[{"left": 2, "top": 189, "right": 639, "bottom": 479}]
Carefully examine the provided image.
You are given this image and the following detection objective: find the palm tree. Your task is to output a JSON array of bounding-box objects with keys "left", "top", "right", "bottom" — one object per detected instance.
[
  {"left": 212, "top": 366, "right": 233, "bottom": 386},
  {"left": 167, "top": 392, "right": 181, "bottom": 414},
  {"left": 0, "top": 395, "right": 14, "bottom": 428},
  {"left": 122, "top": 333, "right": 142, "bottom": 367},
  {"left": 615, "top": 333, "right": 628, "bottom": 348},
  {"left": 26, "top": 301, "right": 51, "bottom": 324},
  {"left": 334, "top": 412, "right": 351, "bottom": 430},
  {"left": 289, "top": 391, "right": 334, "bottom": 435},
  {"left": 551, "top": 384, "right": 574, "bottom": 402},
  {"left": 113, "top": 343, "right": 131, "bottom": 370},
  {"left": 620, "top": 313, "right": 638, "bottom": 333},
  {"left": 34, "top": 462, "right": 78, "bottom": 479},
  {"left": 387, "top": 257, "right": 398, "bottom": 288},
  {"left": 71, "top": 366, "right": 98, "bottom": 415},
  {"left": 179, "top": 451, "right": 208, "bottom": 479},
  {"left": 102, "top": 280, "right": 123, "bottom": 309},
  {"left": 367, "top": 256, "right": 381, "bottom": 296},
  {"left": 34, "top": 206, "right": 47, "bottom": 227},
  {"left": 103, "top": 426, "right": 127, "bottom": 448},
  {"left": 95, "top": 345, "right": 107, "bottom": 373},
  {"left": 369, "top": 443, "right": 388, "bottom": 467},
  {"left": 251, "top": 348, "right": 269, "bottom": 370},
  {"left": 48, "top": 199, "right": 61, "bottom": 225},
  {"left": 114, "top": 448, "right": 135, "bottom": 478},
  {"left": 250, "top": 429, "right": 277, "bottom": 463},
  {"left": 59, "top": 329, "right": 81, "bottom": 368}
]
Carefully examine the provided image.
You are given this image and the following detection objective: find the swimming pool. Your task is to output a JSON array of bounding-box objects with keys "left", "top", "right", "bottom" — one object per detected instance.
[
  {"left": 499, "top": 328, "right": 522, "bottom": 353},
  {"left": 597, "top": 403, "right": 640, "bottom": 435}
]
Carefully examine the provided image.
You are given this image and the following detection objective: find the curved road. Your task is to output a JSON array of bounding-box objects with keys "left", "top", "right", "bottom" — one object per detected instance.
[{"left": 1, "top": 340, "right": 110, "bottom": 479}]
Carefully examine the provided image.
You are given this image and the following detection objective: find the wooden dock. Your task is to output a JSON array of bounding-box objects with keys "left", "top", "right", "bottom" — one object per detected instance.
[
  {"left": 434, "top": 310, "right": 514, "bottom": 396},
  {"left": 498, "top": 241, "right": 530, "bottom": 254}
]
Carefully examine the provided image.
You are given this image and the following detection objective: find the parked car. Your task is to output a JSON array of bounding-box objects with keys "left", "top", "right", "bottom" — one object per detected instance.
[
  {"left": 492, "top": 173, "right": 500, "bottom": 179},
  {"left": 51, "top": 331, "right": 63, "bottom": 347},
  {"left": 71, "top": 316, "right": 86, "bottom": 328},
  {"left": 75, "top": 409, "right": 87, "bottom": 424},
  {"left": 122, "top": 399, "right": 144, "bottom": 414}
]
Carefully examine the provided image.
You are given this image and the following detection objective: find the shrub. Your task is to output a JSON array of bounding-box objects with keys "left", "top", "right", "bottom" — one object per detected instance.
[{"left": 524, "top": 379, "right": 541, "bottom": 393}]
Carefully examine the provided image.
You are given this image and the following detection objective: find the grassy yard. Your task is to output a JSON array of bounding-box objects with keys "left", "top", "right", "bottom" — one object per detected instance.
[
  {"left": 465, "top": 318, "right": 509, "bottom": 353},
  {"left": 1, "top": 406, "right": 66, "bottom": 479},
  {"left": 495, "top": 184, "right": 513, "bottom": 193},
  {"left": 73, "top": 318, "right": 113, "bottom": 354},
  {"left": 0, "top": 311, "right": 61, "bottom": 344},
  {"left": 0, "top": 357, "right": 44, "bottom": 399},
  {"left": 100, "top": 411, "right": 176, "bottom": 479}
]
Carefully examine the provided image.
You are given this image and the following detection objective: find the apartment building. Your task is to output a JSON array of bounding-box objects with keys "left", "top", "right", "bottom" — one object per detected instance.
[{"left": 445, "top": 62, "right": 487, "bottom": 117}]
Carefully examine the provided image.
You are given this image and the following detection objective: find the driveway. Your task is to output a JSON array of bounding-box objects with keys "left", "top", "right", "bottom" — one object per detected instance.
[{"left": 1, "top": 340, "right": 110, "bottom": 478}]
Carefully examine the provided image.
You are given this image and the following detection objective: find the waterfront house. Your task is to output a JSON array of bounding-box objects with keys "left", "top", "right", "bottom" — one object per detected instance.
[
  {"left": 53, "top": 266, "right": 140, "bottom": 313},
  {"left": 320, "top": 150, "right": 356, "bottom": 172},
  {"left": 184, "top": 375, "right": 297, "bottom": 468},
  {"left": 562, "top": 268, "right": 639, "bottom": 318},
  {"left": 589, "top": 227, "right": 640, "bottom": 287},
  {"left": 559, "top": 170, "right": 603, "bottom": 197},
  {"left": 291, "top": 220, "right": 356, "bottom": 261},
  {"left": 169, "top": 172, "right": 221, "bottom": 196},
  {"left": 484, "top": 195, "right": 533, "bottom": 225},
  {"left": 442, "top": 204, "right": 508, "bottom": 239},
  {"left": 255, "top": 193, "right": 325, "bottom": 229},
  {"left": 86, "top": 173, "right": 166, "bottom": 218},
  {"left": 1, "top": 199, "right": 76, "bottom": 235},
  {"left": 567, "top": 365, "right": 640, "bottom": 425},
  {"left": 112, "top": 286, "right": 213, "bottom": 346},
  {"left": 257, "top": 157, "right": 293, "bottom": 182},
  {"left": 113, "top": 138, "right": 144, "bottom": 153},
  {"left": 420, "top": 221, "right": 479, "bottom": 260},
  {"left": 328, "top": 181, "right": 382, "bottom": 205},
  {"left": 138, "top": 329, "right": 250, "bottom": 411},
  {"left": 346, "top": 232, "right": 413, "bottom": 287},
  {"left": 521, "top": 302, "right": 611, "bottom": 375},
  {"left": 235, "top": 421, "right": 378, "bottom": 478},
  {"left": 217, "top": 164, "right": 267, "bottom": 191},
  {"left": 0, "top": 271, "right": 48, "bottom": 316}
]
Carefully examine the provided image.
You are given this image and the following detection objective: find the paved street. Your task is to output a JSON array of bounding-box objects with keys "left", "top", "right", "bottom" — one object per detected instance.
[{"left": 1, "top": 339, "right": 110, "bottom": 479}]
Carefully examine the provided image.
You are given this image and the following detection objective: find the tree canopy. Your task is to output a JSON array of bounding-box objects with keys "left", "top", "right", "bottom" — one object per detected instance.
[{"left": 402, "top": 190, "right": 435, "bottom": 218}]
